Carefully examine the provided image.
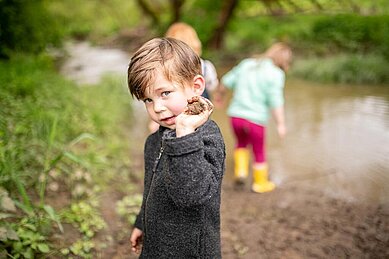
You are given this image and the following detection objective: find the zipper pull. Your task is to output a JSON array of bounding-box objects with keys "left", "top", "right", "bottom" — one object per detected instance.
[
  {"left": 152, "top": 145, "right": 164, "bottom": 173},
  {"left": 157, "top": 146, "right": 164, "bottom": 159}
]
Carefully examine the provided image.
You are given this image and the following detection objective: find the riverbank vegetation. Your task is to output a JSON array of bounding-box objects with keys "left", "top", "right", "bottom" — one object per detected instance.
[
  {"left": 0, "top": 55, "right": 140, "bottom": 257},
  {"left": 1, "top": 0, "right": 388, "bottom": 257}
]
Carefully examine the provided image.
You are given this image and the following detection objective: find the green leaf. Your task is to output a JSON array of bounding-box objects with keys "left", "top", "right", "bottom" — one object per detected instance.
[
  {"left": 11, "top": 177, "right": 32, "bottom": 212},
  {"left": 23, "top": 223, "right": 37, "bottom": 232},
  {"left": 7, "top": 226, "right": 19, "bottom": 241},
  {"left": 1, "top": 195, "right": 17, "bottom": 212},
  {"left": 38, "top": 243, "right": 50, "bottom": 253},
  {"left": 13, "top": 200, "right": 34, "bottom": 216},
  {"left": 69, "top": 133, "right": 95, "bottom": 146},
  {"left": 22, "top": 247, "right": 33, "bottom": 259},
  {"left": 0, "top": 212, "right": 14, "bottom": 219},
  {"left": 43, "top": 205, "right": 64, "bottom": 232},
  {"left": 64, "top": 151, "right": 83, "bottom": 164},
  {"left": 13, "top": 241, "right": 23, "bottom": 251},
  {"left": 0, "top": 227, "right": 7, "bottom": 241}
]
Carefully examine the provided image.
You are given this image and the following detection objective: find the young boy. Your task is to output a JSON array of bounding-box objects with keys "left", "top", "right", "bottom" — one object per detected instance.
[
  {"left": 127, "top": 37, "right": 226, "bottom": 258},
  {"left": 148, "top": 22, "right": 220, "bottom": 133}
]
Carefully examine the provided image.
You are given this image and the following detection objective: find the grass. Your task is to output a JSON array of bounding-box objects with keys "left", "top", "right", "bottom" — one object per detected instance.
[{"left": 0, "top": 54, "right": 137, "bottom": 257}]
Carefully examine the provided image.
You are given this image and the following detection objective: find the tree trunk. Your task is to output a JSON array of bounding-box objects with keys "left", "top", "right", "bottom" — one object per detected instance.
[
  {"left": 170, "top": 0, "right": 185, "bottom": 23},
  {"left": 207, "top": 0, "right": 239, "bottom": 50},
  {"left": 136, "top": 0, "right": 159, "bottom": 26}
]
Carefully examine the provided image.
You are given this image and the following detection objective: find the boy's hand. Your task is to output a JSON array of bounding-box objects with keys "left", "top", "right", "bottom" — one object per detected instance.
[
  {"left": 176, "top": 96, "right": 213, "bottom": 137},
  {"left": 130, "top": 227, "right": 143, "bottom": 254}
]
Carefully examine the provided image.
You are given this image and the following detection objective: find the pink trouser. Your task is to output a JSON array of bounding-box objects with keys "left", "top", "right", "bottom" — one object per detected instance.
[{"left": 230, "top": 117, "right": 266, "bottom": 163}]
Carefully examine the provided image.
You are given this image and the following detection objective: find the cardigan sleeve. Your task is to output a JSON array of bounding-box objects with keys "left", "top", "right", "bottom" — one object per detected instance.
[{"left": 162, "top": 120, "right": 225, "bottom": 208}]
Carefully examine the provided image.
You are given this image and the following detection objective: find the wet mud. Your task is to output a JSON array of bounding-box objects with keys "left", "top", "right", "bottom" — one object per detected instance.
[{"left": 93, "top": 170, "right": 389, "bottom": 259}]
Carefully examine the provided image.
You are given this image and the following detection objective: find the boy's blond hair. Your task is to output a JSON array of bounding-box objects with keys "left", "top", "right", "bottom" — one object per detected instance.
[
  {"left": 128, "top": 37, "right": 201, "bottom": 100},
  {"left": 165, "top": 22, "right": 202, "bottom": 56}
]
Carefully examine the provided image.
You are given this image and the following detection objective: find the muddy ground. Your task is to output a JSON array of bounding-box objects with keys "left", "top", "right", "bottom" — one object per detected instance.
[{"left": 93, "top": 171, "right": 389, "bottom": 259}]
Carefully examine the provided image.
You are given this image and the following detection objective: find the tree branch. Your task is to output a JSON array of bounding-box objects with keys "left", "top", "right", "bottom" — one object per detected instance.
[
  {"left": 208, "top": 0, "right": 239, "bottom": 49},
  {"left": 170, "top": 0, "right": 185, "bottom": 23},
  {"left": 136, "top": 0, "right": 159, "bottom": 26}
]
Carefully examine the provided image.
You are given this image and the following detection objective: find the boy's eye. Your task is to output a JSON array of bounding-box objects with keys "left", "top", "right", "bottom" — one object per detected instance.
[
  {"left": 161, "top": 91, "right": 171, "bottom": 97},
  {"left": 143, "top": 98, "right": 152, "bottom": 103}
]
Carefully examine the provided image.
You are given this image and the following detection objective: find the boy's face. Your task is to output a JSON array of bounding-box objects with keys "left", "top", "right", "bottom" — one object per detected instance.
[{"left": 143, "top": 70, "right": 204, "bottom": 130}]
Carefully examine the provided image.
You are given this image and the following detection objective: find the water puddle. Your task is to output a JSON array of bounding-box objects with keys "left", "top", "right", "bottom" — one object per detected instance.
[{"left": 216, "top": 80, "right": 389, "bottom": 204}]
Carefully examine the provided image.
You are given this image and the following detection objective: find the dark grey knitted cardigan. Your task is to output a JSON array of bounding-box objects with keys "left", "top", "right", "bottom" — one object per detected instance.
[{"left": 134, "top": 119, "right": 226, "bottom": 258}]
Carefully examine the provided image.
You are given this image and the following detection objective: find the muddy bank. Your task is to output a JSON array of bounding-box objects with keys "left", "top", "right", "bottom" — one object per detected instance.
[
  {"left": 94, "top": 178, "right": 389, "bottom": 259},
  {"left": 221, "top": 181, "right": 389, "bottom": 259}
]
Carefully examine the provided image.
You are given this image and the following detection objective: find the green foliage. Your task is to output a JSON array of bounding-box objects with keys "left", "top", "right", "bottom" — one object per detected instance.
[
  {"left": 0, "top": 0, "right": 63, "bottom": 58},
  {"left": 290, "top": 54, "right": 389, "bottom": 84},
  {"left": 0, "top": 54, "right": 134, "bottom": 257},
  {"left": 1, "top": 54, "right": 79, "bottom": 199},
  {"left": 7, "top": 218, "right": 50, "bottom": 258},
  {"left": 226, "top": 15, "right": 310, "bottom": 55},
  {"left": 59, "top": 200, "right": 105, "bottom": 258},
  {"left": 1, "top": 187, "right": 65, "bottom": 257},
  {"left": 211, "top": 12, "right": 389, "bottom": 84},
  {"left": 61, "top": 239, "right": 95, "bottom": 259},
  {"left": 62, "top": 201, "right": 106, "bottom": 239},
  {"left": 45, "top": 0, "right": 143, "bottom": 41},
  {"left": 307, "top": 14, "right": 389, "bottom": 58},
  {"left": 181, "top": 0, "right": 223, "bottom": 46},
  {"left": 0, "top": 55, "right": 132, "bottom": 199},
  {"left": 116, "top": 194, "right": 143, "bottom": 226},
  {"left": 0, "top": 209, "right": 53, "bottom": 258}
]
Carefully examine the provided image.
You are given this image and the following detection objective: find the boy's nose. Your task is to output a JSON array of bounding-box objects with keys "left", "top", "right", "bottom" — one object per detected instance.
[{"left": 153, "top": 100, "right": 166, "bottom": 113}]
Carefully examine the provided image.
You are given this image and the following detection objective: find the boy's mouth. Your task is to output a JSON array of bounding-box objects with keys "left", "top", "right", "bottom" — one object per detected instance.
[{"left": 160, "top": 115, "right": 176, "bottom": 125}]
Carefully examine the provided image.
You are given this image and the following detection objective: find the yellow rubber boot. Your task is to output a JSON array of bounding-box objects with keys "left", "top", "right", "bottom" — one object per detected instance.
[
  {"left": 234, "top": 148, "right": 249, "bottom": 184},
  {"left": 252, "top": 165, "right": 275, "bottom": 193}
]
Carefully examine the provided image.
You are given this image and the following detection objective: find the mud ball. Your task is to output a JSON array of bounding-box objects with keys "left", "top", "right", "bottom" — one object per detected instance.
[{"left": 185, "top": 96, "right": 213, "bottom": 115}]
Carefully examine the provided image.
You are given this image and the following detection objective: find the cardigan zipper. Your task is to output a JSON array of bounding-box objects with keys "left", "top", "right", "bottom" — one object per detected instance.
[{"left": 144, "top": 142, "right": 164, "bottom": 236}]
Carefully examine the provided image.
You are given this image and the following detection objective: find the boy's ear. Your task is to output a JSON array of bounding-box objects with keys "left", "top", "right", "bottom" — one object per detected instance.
[{"left": 192, "top": 75, "right": 205, "bottom": 96}]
